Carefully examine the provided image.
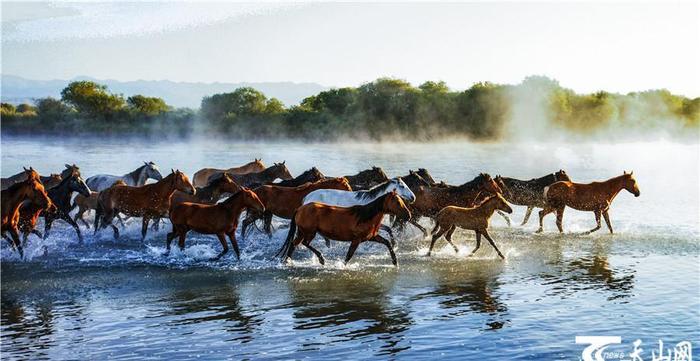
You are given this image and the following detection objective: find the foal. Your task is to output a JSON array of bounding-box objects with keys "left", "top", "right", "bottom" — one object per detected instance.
[
  {"left": 428, "top": 193, "right": 513, "bottom": 259},
  {"left": 278, "top": 191, "right": 411, "bottom": 266},
  {"left": 72, "top": 179, "right": 127, "bottom": 229},
  {"left": 537, "top": 171, "right": 640, "bottom": 234},
  {"left": 167, "top": 188, "right": 265, "bottom": 260}
]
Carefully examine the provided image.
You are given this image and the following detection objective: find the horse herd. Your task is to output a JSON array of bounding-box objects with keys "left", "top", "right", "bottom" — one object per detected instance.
[{"left": 1, "top": 159, "right": 641, "bottom": 265}]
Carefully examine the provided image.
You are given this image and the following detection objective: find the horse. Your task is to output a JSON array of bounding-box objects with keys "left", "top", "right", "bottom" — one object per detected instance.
[
  {"left": 414, "top": 168, "right": 439, "bottom": 186},
  {"left": 71, "top": 179, "right": 127, "bottom": 229},
  {"left": 272, "top": 167, "right": 325, "bottom": 187},
  {"left": 408, "top": 173, "right": 503, "bottom": 236},
  {"left": 86, "top": 161, "right": 163, "bottom": 192},
  {"left": 389, "top": 170, "right": 433, "bottom": 231},
  {"left": 1, "top": 168, "right": 54, "bottom": 258},
  {"left": 192, "top": 158, "right": 265, "bottom": 187},
  {"left": 278, "top": 191, "right": 411, "bottom": 266},
  {"left": 208, "top": 162, "right": 293, "bottom": 188},
  {"left": 343, "top": 166, "right": 389, "bottom": 190},
  {"left": 167, "top": 188, "right": 265, "bottom": 260},
  {"left": 240, "top": 177, "right": 352, "bottom": 239},
  {"left": 170, "top": 172, "right": 242, "bottom": 207},
  {"left": 94, "top": 170, "right": 195, "bottom": 240},
  {"left": 537, "top": 171, "right": 640, "bottom": 234},
  {"left": 2, "top": 171, "right": 62, "bottom": 191},
  {"left": 494, "top": 170, "right": 571, "bottom": 226},
  {"left": 428, "top": 193, "right": 513, "bottom": 259},
  {"left": 18, "top": 166, "right": 91, "bottom": 243}
]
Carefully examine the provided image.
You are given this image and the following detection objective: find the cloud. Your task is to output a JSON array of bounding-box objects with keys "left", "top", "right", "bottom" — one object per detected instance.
[{"left": 2, "top": 2, "right": 297, "bottom": 42}]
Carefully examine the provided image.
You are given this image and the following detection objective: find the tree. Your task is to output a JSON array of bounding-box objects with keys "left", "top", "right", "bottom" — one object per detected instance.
[
  {"left": 200, "top": 87, "right": 284, "bottom": 121},
  {"left": 60, "top": 81, "right": 125, "bottom": 119},
  {"left": 1, "top": 102, "right": 16, "bottom": 114},
  {"left": 35, "top": 97, "right": 71, "bottom": 120},
  {"left": 127, "top": 95, "right": 170, "bottom": 116},
  {"left": 16, "top": 103, "right": 37, "bottom": 114}
]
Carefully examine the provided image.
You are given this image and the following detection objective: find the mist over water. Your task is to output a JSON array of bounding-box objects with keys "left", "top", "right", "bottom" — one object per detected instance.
[{"left": 1, "top": 136, "right": 698, "bottom": 359}]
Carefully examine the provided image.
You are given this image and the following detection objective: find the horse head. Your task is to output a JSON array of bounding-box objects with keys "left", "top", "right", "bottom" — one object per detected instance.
[
  {"left": 67, "top": 168, "right": 91, "bottom": 196},
  {"left": 273, "top": 162, "right": 293, "bottom": 180},
  {"left": 144, "top": 161, "right": 164, "bottom": 181},
  {"left": 479, "top": 173, "right": 502, "bottom": 194},
  {"left": 26, "top": 176, "right": 55, "bottom": 212},
  {"left": 384, "top": 190, "right": 411, "bottom": 221},
  {"left": 23, "top": 167, "right": 40, "bottom": 182},
  {"left": 492, "top": 192, "right": 513, "bottom": 213},
  {"left": 416, "top": 168, "right": 437, "bottom": 185},
  {"left": 217, "top": 173, "right": 242, "bottom": 194},
  {"left": 390, "top": 177, "right": 416, "bottom": 203},
  {"left": 555, "top": 169, "right": 571, "bottom": 182},
  {"left": 241, "top": 187, "right": 265, "bottom": 213},
  {"left": 622, "top": 171, "right": 640, "bottom": 197},
  {"left": 170, "top": 169, "right": 195, "bottom": 195}
]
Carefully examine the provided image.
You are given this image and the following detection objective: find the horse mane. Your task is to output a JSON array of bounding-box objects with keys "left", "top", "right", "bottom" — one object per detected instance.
[
  {"left": 456, "top": 173, "right": 490, "bottom": 190},
  {"left": 126, "top": 164, "right": 148, "bottom": 181},
  {"left": 3, "top": 177, "right": 36, "bottom": 193},
  {"left": 221, "top": 189, "right": 245, "bottom": 205},
  {"left": 349, "top": 192, "right": 391, "bottom": 223},
  {"left": 354, "top": 179, "right": 393, "bottom": 201}
]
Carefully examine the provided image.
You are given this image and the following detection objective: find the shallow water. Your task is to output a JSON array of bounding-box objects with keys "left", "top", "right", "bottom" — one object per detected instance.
[{"left": 1, "top": 137, "right": 699, "bottom": 360}]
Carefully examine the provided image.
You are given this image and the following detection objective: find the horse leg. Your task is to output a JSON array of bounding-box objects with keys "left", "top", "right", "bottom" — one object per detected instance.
[
  {"left": 117, "top": 214, "right": 127, "bottom": 228},
  {"left": 240, "top": 215, "right": 255, "bottom": 240},
  {"left": 371, "top": 235, "right": 398, "bottom": 266},
  {"left": 63, "top": 214, "right": 84, "bottom": 243},
  {"left": 151, "top": 218, "right": 160, "bottom": 231},
  {"left": 497, "top": 210, "right": 511, "bottom": 227},
  {"left": 74, "top": 208, "right": 90, "bottom": 229},
  {"left": 177, "top": 227, "right": 189, "bottom": 251},
  {"left": 379, "top": 224, "right": 396, "bottom": 248},
  {"left": 31, "top": 229, "right": 43, "bottom": 239},
  {"left": 468, "top": 231, "right": 483, "bottom": 257},
  {"left": 227, "top": 231, "right": 240, "bottom": 260},
  {"left": 264, "top": 212, "right": 273, "bottom": 237},
  {"left": 344, "top": 240, "right": 361, "bottom": 265},
  {"left": 302, "top": 237, "right": 325, "bottom": 265},
  {"left": 444, "top": 225, "right": 459, "bottom": 254},
  {"left": 165, "top": 230, "right": 177, "bottom": 255},
  {"left": 110, "top": 224, "right": 120, "bottom": 239},
  {"left": 324, "top": 237, "right": 331, "bottom": 248},
  {"left": 521, "top": 206, "right": 534, "bottom": 226},
  {"left": 537, "top": 207, "right": 555, "bottom": 233},
  {"left": 141, "top": 216, "right": 150, "bottom": 241},
  {"left": 284, "top": 233, "right": 306, "bottom": 263},
  {"left": 409, "top": 218, "right": 429, "bottom": 238},
  {"left": 427, "top": 225, "right": 449, "bottom": 257},
  {"left": 482, "top": 229, "right": 505, "bottom": 260},
  {"left": 9, "top": 228, "right": 23, "bottom": 259},
  {"left": 603, "top": 210, "right": 614, "bottom": 234},
  {"left": 584, "top": 210, "right": 602, "bottom": 234},
  {"left": 555, "top": 206, "right": 565, "bottom": 233},
  {"left": 211, "top": 233, "right": 229, "bottom": 261}
]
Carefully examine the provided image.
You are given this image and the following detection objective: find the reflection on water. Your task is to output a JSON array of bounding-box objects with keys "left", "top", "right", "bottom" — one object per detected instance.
[{"left": 1, "top": 138, "right": 698, "bottom": 359}]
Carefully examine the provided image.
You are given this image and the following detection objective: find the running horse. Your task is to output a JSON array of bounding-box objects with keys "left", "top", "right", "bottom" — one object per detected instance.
[
  {"left": 2, "top": 171, "right": 62, "bottom": 191},
  {"left": 18, "top": 165, "right": 91, "bottom": 243},
  {"left": 86, "top": 161, "right": 163, "bottom": 192},
  {"left": 343, "top": 166, "right": 389, "bottom": 190},
  {"left": 495, "top": 170, "right": 571, "bottom": 226},
  {"left": 167, "top": 188, "right": 265, "bottom": 260},
  {"left": 72, "top": 180, "right": 127, "bottom": 229},
  {"left": 428, "top": 193, "right": 513, "bottom": 258},
  {"left": 537, "top": 171, "right": 640, "bottom": 234},
  {"left": 1, "top": 168, "right": 55, "bottom": 258},
  {"left": 170, "top": 172, "right": 242, "bottom": 207},
  {"left": 278, "top": 191, "right": 411, "bottom": 266},
  {"left": 240, "top": 177, "right": 352, "bottom": 239},
  {"left": 408, "top": 173, "right": 502, "bottom": 236},
  {"left": 272, "top": 167, "right": 325, "bottom": 187},
  {"left": 94, "top": 170, "right": 195, "bottom": 240},
  {"left": 208, "top": 162, "right": 293, "bottom": 189},
  {"left": 192, "top": 158, "right": 265, "bottom": 187}
]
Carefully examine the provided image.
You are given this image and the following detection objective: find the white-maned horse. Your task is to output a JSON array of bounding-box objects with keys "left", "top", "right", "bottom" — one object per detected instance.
[{"left": 86, "top": 161, "right": 163, "bottom": 192}]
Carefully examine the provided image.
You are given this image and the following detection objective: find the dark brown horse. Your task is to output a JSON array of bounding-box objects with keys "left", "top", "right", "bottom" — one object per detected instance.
[
  {"left": 95, "top": 170, "right": 195, "bottom": 240},
  {"left": 167, "top": 188, "right": 265, "bottom": 260},
  {"left": 209, "top": 162, "right": 293, "bottom": 188},
  {"left": 273, "top": 167, "right": 325, "bottom": 187},
  {"left": 495, "top": 170, "right": 571, "bottom": 226},
  {"left": 192, "top": 158, "right": 265, "bottom": 187},
  {"left": 170, "top": 172, "right": 242, "bottom": 207},
  {"left": 428, "top": 193, "right": 513, "bottom": 258},
  {"left": 278, "top": 191, "right": 411, "bottom": 266},
  {"left": 240, "top": 177, "right": 352, "bottom": 239},
  {"left": 408, "top": 173, "right": 503, "bottom": 236},
  {"left": 1, "top": 168, "right": 54, "bottom": 257},
  {"left": 19, "top": 166, "right": 91, "bottom": 243},
  {"left": 537, "top": 171, "right": 640, "bottom": 234},
  {"left": 343, "top": 166, "right": 389, "bottom": 190}
]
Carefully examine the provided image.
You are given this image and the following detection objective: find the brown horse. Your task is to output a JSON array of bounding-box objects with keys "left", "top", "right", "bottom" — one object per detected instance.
[
  {"left": 408, "top": 173, "right": 502, "bottom": 236},
  {"left": 95, "top": 170, "right": 195, "bottom": 240},
  {"left": 537, "top": 171, "right": 640, "bottom": 234},
  {"left": 494, "top": 170, "right": 571, "bottom": 226},
  {"left": 1, "top": 168, "right": 54, "bottom": 257},
  {"left": 428, "top": 193, "right": 513, "bottom": 258},
  {"left": 72, "top": 179, "right": 127, "bottom": 229},
  {"left": 343, "top": 166, "right": 389, "bottom": 190},
  {"left": 170, "top": 172, "right": 242, "bottom": 207},
  {"left": 2, "top": 171, "right": 62, "bottom": 191},
  {"left": 240, "top": 177, "right": 352, "bottom": 239},
  {"left": 192, "top": 158, "right": 265, "bottom": 187},
  {"left": 209, "top": 162, "right": 293, "bottom": 189},
  {"left": 167, "top": 188, "right": 265, "bottom": 260},
  {"left": 278, "top": 191, "right": 411, "bottom": 266}
]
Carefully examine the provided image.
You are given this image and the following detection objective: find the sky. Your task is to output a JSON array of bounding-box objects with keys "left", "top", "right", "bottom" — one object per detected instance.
[{"left": 1, "top": 1, "right": 699, "bottom": 96}]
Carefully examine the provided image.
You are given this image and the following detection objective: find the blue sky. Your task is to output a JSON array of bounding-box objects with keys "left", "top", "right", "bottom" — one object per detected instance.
[{"left": 2, "top": 1, "right": 698, "bottom": 96}]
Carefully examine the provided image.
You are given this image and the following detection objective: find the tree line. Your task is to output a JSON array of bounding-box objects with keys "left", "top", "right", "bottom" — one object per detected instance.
[{"left": 2, "top": 77, "right": 698, "bottom": 140}]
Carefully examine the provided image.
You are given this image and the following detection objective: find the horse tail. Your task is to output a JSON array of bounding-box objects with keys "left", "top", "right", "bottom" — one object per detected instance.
[
  {"left": 275, "top": 212, "right": 297, "bottom": 260},
  {"left": 543, "top": 186, "right": 551, "bottom": 201}
]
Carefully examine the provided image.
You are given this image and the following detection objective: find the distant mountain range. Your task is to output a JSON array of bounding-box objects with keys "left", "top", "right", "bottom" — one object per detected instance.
[{"left": 0, "top": 75, "right": 329, "bottom": 108}]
